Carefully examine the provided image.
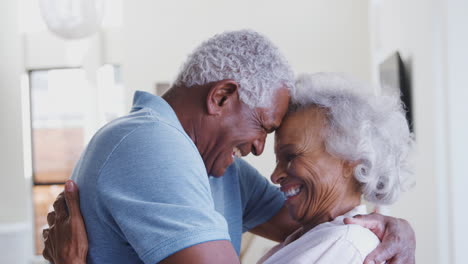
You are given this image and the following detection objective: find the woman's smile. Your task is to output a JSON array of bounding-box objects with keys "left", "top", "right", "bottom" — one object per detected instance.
[{"left": 281, "top": 184, "right": 304, "bottom": 200}]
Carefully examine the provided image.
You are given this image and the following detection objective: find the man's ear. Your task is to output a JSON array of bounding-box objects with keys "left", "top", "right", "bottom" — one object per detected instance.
[{"left": 206, "top": 79, "right": 239, "bottom": 115}]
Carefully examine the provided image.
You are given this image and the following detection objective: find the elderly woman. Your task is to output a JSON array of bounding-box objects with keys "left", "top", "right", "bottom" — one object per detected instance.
[{"left": 258, "top": 73, "right": 413, "bottom": 264}]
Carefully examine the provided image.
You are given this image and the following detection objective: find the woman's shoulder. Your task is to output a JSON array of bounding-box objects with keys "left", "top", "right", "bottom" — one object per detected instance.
[
  {"left": 303, "top": 223, "right": 379, "bottom": 261},
  {"left": 296, "top": 220, "right": 379, "bottom": 261},
  {"left": 343, "top": 224, "right": 380, "bottom": 255},
  {"left": 306, "top": 221, "right": 380, "bottom": 256},
  {"left": 261, "top": 224, "right": 379, "bottom": 264}
]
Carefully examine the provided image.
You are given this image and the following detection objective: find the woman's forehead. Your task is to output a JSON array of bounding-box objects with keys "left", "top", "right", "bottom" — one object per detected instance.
[
  {"left": 275, "top": 107, "right": 327, "bottom": 148},
  {"left": 281, "top": 107, "right": 326, "bottom": 132}
]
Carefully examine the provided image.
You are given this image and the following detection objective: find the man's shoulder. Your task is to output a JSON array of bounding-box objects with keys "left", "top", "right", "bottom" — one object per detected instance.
[
  {"left": 75, "top": 107, "right": 202, "bottom": 183},
  {"left": 91, "top": 108, "right": 158, "bottom": 147},
  {"left": 93, "top": 108, "right": 196, "bottom": 155}
]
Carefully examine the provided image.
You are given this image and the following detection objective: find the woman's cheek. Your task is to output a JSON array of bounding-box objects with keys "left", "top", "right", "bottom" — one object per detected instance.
[
  {"left": 293, "top": 160, "right": 320, "bottom": 219},
  {"left": 301, "top": 160, "right": 339, "bottom": 214}
]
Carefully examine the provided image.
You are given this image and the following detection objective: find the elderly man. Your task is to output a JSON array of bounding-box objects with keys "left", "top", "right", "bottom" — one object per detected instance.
[{"left": 43, "top": 30, "right": 415, "bottom": 264}]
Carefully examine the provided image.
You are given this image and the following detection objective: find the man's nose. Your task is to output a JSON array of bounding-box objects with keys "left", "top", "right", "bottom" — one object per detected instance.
[{"left": 251, "top": 134, "right": 266, "bottom": 156}]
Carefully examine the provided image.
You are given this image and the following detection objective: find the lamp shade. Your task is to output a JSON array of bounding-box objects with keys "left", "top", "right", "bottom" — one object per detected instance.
[{"left": 39, "top": 0, "right": 106, "bottom": 39}]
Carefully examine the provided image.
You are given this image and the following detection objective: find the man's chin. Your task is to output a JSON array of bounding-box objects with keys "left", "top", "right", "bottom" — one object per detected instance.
[
  {"left": 209, "top": 162, "right": 233, "bottom": 177},
  {"left": 208, "top": 154, "right": 235, "bottom": 177},
  {"left": 209, "top": 166, "right": 227, "bottom": 177}
]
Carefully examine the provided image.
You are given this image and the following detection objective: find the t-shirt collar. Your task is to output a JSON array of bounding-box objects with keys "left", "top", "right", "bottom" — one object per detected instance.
[{"left": 130, "top": 90, "right": 182, "bottom": 129}]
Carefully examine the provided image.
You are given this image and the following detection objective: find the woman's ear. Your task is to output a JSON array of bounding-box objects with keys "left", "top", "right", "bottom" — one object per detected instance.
[
  {"left": 342, "top": 160, "right": 359, "bottom": 179},
  {"left": 206, "top": 79, "right": 239, "bottom": 115}
]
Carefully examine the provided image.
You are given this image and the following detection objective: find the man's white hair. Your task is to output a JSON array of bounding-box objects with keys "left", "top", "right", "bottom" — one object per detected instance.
[
  {"left": 174, "top": 30, "right": 294, "bottom": 108},
  {"left": 292, "top": 73, "right": 414, "bottom": 205}
]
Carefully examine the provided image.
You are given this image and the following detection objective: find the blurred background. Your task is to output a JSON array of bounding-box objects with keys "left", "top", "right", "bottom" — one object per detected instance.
[{"left": 0, "top": 0, "right": 467, "bottom": 263}]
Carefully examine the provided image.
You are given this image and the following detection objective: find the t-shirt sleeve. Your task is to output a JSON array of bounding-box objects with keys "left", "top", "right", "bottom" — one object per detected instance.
[
  {"left": 236, "top": 158, "right": 285, "bottom": 232},
  {"left": 96, "top": 122, "right": 230, "bottom": 264}
]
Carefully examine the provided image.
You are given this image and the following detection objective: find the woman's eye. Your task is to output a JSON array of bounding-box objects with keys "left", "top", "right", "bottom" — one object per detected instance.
[{"left": 286, "top": 154, "right": 296, "bottom": 162}]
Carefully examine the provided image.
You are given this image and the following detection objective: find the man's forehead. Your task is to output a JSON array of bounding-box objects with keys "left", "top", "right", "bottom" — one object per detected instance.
[
  {"left": 257, "top": 104, "right": 287, "bottom": 127},
  {"left": 249, "top": 86, "right": 290, "bottom": 128},
  {"left": 268, "top": 88, "right": 290, "bottom": 120}
]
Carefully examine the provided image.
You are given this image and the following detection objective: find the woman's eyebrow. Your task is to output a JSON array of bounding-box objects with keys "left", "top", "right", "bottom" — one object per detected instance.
[{"left": 278, "top": 144, "right": 295, "bottom": 153}]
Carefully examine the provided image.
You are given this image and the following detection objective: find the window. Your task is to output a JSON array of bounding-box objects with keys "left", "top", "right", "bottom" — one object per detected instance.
[{"left": 30, "top": 66, "right": 125, "bottom": 254}]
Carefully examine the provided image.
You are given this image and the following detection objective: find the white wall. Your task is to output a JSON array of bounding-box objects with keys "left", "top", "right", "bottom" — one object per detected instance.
[
  {"left": 446, "top": 1, "right": 468, "bottom": 262},
  {"left": 0, "top": 1, "right": 124, "bottom": 262},
  {"left": 0, "top": 0, "right": 34, "bottom": 263},
  {"left": 370, "top": 0, "right": 468, "bottom": 263},
  {"left": 370, "top": 0, "right": 443, "bottom": 262},
  {"left": 121, "top": 0, "right": 372, "bottom": 107},
  {"left": 0, "top": 0, "right": 29, "bottom": 225}
]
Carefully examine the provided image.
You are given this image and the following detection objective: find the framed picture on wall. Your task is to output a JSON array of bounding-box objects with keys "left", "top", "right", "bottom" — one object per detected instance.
[{"left": 379, "top": 51, "right": 414, "bottom": 132}]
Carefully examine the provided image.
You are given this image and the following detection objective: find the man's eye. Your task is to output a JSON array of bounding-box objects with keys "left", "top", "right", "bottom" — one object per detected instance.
[{"left": 261, "top": 126, "right": 275, "bottom": 134}]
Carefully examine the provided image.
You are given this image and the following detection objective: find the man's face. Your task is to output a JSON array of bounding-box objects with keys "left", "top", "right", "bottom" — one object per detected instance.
[{"left": 204, "top": 87, "right": 290, "bottom": 177}]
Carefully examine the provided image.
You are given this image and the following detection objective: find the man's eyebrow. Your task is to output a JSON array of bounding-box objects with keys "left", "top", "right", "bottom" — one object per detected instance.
[{"left": 262, "top": 125, "right": 277, "bottom": 133}]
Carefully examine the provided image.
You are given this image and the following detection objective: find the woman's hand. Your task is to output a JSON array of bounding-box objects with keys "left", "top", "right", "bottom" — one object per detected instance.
[
  {"left": 42, "top": 180, "right": 88, "bottom": 264},
  {"left": 344, "top": 213, "right": 416, "bottom": 264}
]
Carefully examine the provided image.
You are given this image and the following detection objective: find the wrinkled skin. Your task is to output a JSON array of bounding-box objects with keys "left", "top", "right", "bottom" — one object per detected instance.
[
  {"left": 42, "top": 181, "right": 88, "bottom": 264},
  {"left": 271, "top": 107, "right": 362, "bottom": 232},
  {"left": 162, "top": 81, "right": 290, "bottom": 177}
]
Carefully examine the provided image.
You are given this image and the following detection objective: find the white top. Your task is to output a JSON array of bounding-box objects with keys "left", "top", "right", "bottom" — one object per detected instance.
[{"left": 257, "top": 205, "right": 380, "bottom": 264}]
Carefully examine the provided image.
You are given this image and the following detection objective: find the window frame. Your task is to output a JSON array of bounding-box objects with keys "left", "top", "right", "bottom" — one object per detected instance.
[{"left": 28, "top": 67, "right": 83, "bottom": 186}]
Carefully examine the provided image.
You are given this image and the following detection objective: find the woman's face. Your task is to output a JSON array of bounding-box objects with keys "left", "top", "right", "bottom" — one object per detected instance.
[{"left": 271, "top": 107, "right": 359, "bottom": 226}]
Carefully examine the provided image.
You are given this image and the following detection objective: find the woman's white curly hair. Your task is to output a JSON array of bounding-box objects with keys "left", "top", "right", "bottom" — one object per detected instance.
[
  {"left": 291, "top": 73, "right": 414, "bottom": 205},
  {"left": 174, "top": 30, "right": 295, "bottom": 108}
]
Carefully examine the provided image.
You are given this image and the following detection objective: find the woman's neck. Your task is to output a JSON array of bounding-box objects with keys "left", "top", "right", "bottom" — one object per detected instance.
[{"left": 300, "top": 195, "right": 361, "bottom": 235}]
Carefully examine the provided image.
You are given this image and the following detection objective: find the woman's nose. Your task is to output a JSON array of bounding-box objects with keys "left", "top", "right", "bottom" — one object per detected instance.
[{"left": 271, "top": 166, "right": 287, "bottom": 184}]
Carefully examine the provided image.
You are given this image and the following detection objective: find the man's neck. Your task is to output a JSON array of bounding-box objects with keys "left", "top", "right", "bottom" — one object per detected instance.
[
  {"left": 163, "top": 86, "right": 196, "bottom": 143},
  {"left": 162, "top": 85, "right": 221, "bottom": 177}
]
